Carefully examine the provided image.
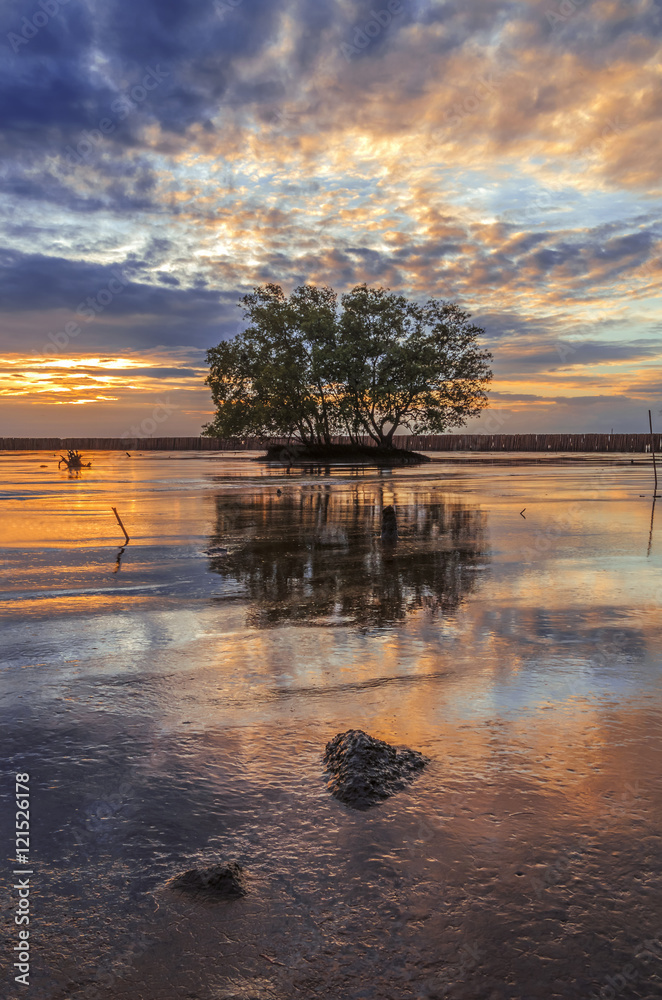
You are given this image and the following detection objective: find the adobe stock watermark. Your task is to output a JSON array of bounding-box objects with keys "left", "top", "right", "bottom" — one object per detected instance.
[
  {"left": 340, "top": 0, "right": 404, "bottom": 61},
  {"left": 407, "top": 790, "right": 471, "bottom": 850},
  {"left": 505, "top": 122, "right": 625, "bottom": 222},
  {"left": 554, "top": 314, "right": 613, "bottom": 364},
  {"left": 520, "top": 467, "right": 632, "bottom": 560},
  {"left": 530, "top": 781, "right": 644, "bottom": 899},
  {"left": 80, "top": 922, "right": 151, "bottom": 1000},
  {"left": 555, "top": 339, "right": 579, "bottom": 363},
  {"left": 426, "top": 941, "right": 482, "bottom": 997},
  {"left": 514, "top": 186, "right": 558, "bottom": 223},
  {"left": 7, "top": 0, "right": 70, "bottom": 54},
  {"left": 530, "top": 843, "right": 587, "bottom": 899},
  {"left": 482, "top": 406, "right": 512, "bottom": 434},
  {"left": 577, "top": 117, "right": 627, "bottom": 160},
  {"left": 424, "top": 73, "right": 498, "bottom": 148},
  {"left": 121, "top": 399, "right": 179, "bottom": 438},
  {"left": 213, "top": 0, "right": 244, "bottom": 17},
  {"left": 444, "top": 73, "right": 498, "bottom": 129},
  {"left": 521, "top": 492, "right": 601, "bottom": 559},
  {"left": 64, "top": 66, "right": 170, "bottom": 166},
  {"left": 30, "top": 269, "right": 131, "bottom": 359},
  {"left": 638, "top": 256, "right": 661, "bottom": 285},
  {"left": 546, "top": 0, "right": 587, "bottom": 29},
  {"left": 264, "top": 106, "right": 301, "bottom": 135},
  {"left": 69, "top": 780, "right": 138, "bottom": 852},
  {"left": 590, "top": 932, "right": 662, "bottom": 1000}
]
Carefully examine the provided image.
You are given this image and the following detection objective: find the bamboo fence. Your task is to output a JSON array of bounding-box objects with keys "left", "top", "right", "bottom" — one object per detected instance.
[{"left": 1, "top": 433, "right": 660, "bottom": 452}]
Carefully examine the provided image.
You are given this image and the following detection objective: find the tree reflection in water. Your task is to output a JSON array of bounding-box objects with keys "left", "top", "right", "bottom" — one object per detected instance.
[{"left": 207, "top": 484, "right": 489, "bottom": 628}]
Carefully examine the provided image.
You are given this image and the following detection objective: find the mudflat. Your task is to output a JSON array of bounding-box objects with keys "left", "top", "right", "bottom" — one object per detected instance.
[{"left": 1, "top": 450, "right": 660, "bottom": 1000}]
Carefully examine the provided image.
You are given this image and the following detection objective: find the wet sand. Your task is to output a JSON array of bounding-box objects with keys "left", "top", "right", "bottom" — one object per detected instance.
[{"left": 1, "top": 451, "right": 661, "bottom": 999}]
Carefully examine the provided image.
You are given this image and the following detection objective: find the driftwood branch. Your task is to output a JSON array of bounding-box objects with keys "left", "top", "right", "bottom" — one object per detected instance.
[
  {"left": 111, "top": 507, "right": 130, "bottom": 544},
  {"left": 58, "top": 449, "right": 91, "bottom": 470}
]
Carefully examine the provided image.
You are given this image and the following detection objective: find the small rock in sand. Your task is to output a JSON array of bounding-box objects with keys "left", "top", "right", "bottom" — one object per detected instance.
[
  {"left": 170, "top": 862, "right": 247, "bottom": 899},
  {"left": 323, "top": 729, "right": 429, "bottom": 810}
]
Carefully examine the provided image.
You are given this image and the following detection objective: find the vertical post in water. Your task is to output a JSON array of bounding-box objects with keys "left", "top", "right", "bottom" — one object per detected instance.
[{"left": 650, "top": 409, "right": 658, "bottom": 495}]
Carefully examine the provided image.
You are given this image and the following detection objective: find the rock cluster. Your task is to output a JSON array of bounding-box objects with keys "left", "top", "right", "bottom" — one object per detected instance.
[{"left": 171, "top": 732, "right": 429, "bottom": 902}]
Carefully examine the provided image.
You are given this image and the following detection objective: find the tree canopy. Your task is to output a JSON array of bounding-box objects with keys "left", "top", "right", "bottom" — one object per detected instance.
[{"left": 203, "top": 283, "right": 493, "bottom": 446}]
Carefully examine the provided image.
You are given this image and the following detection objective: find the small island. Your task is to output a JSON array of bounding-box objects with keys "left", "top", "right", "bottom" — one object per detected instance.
[
  {"left": 203, "top": 282, "right": 493, "bottom": 464},
  {"left": 263, "top": 441, "right": 430, "bottom": 465}
]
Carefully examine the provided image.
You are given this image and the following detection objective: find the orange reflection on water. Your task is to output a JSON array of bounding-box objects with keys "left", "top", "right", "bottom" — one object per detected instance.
[{"left": 2, "top": 452, "right": 662, "bottom": 999}]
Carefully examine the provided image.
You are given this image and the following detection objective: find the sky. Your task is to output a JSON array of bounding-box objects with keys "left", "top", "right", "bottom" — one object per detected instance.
[{"left": 0, "top": 0, "right": 661, "bottom": 438}]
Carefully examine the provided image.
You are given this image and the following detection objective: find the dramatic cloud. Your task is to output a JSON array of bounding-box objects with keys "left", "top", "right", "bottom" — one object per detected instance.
[{"left": 1, "top": 0, "right": 661, "bottom": 434}]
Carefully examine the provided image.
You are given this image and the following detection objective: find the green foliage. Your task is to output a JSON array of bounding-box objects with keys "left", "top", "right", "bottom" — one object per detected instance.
[{"left": 203, "top": 282, "right": 493, "bottom": 446}]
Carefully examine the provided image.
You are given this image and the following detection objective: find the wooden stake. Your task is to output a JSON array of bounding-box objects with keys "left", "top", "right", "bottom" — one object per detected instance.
[
  {"left": 111, "top": 506, "right": 130, "bottom": 544},
  {"left": 649, "top": 409, "right": 658, "bottom": 495}
]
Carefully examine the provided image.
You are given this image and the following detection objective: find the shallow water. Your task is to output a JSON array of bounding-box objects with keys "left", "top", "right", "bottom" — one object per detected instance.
[{"left": 1, "top": 451, "right": 661, "bottom": 1000}]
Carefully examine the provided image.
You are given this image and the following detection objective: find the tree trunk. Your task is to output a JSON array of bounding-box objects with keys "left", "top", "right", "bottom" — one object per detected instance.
[{"left": 319, "top": 387, "right": 332, "bottom": 445}]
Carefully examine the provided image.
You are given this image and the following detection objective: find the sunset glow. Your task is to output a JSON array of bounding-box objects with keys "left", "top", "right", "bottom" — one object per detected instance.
[{"left": 1, "top": 0, "right": 660, "bottom": 434}]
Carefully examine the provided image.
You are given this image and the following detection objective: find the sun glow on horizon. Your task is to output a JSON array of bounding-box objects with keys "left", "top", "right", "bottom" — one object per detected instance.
[{"left": 0, "top": 355, "right": 207, "bottom": 406}]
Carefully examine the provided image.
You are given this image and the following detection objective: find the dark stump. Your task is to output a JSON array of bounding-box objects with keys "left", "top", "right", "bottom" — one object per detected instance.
[
  {"left": 323, "top": 729, "right": 429, "bottom": 811},
  {"left": 381, "top": 504, "right": 398, "bottom": 542}
]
